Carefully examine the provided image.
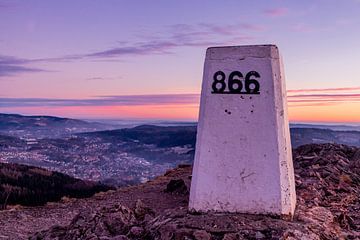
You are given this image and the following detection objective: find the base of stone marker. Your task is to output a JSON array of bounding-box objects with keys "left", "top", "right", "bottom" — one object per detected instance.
[{"left": 188, "top": 207, "right": 295, "bottom": 221}]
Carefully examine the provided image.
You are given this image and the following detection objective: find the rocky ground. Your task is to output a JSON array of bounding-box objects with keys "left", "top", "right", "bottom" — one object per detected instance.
[{"left": 0, "top": 143, "right": 359, "bottom": 240}]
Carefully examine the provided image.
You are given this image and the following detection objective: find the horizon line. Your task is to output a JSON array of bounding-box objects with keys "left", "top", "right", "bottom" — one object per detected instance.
[{"left": 1, "top": 111, "right": 360, "bottom": 127}]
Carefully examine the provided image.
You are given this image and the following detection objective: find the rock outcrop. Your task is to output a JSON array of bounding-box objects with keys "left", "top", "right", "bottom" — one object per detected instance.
[{"left": 1, "top": 143, "right": 359, "bottom": 239}]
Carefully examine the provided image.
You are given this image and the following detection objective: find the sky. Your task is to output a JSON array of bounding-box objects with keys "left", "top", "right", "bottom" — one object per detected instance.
[{"left": 1, "top": 0, "right": 360, "bottom": 123}]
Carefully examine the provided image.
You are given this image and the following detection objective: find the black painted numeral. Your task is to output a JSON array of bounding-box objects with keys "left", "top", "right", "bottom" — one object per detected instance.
[
  {"left": 228, "top": 71, "right": 243, "bottom": 93},
  {"left": 212, "top": 71, "right": 226, "bottom": 93},
  {"left": 245, "top": 71, "right": 260, "bottom": 93},
  {"left": 211, "top": 70, "right": 260, "bottom": 94}
]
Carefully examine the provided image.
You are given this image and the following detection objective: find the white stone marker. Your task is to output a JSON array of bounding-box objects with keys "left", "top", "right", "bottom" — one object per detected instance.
[{"left": 189, "top": 45, "right": 296, "bottom": 217}]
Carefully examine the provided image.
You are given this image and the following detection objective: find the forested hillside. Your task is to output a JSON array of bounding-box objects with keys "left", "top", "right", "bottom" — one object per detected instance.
[{"left": 0, "top": 162, "right": 114, "bottom": 208}]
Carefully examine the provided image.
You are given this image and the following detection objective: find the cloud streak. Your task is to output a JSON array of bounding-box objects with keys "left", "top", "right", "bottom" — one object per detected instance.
[
  {"left": 287, "top": 87, "right": 360, "bottom": 93},
  {"left": 0, "top": 64, "right": 46, "bottom": 76},
  {"left": 287, "top": 86, "right": 360, "bottom": 107},
  {"left": 13, "top": 22, "right": 261, "bottom": 61},
  {"left": 81, "top": 23, "right": 259, "bottom": 59},
  {"left": 0, "top": 55, "right": 48, "bottom": 77},
  {"left": 1, "top": 22, "right": 262, "bottom": 77},
  {"left": 1, "top": 86, "right": 359, "bottom": 109},
  {"left": 0, "top": 94, "right": 200, "bottom": 108}
]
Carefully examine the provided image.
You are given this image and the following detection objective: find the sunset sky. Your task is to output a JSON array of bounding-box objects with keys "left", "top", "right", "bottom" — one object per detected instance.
[{"left": 1, "top": 0, "right": 360, "bottom": 123}]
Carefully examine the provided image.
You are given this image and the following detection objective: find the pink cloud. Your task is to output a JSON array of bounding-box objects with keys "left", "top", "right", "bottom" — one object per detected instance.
[
  {"left": 287, "top": 87, "right": 360, "bottom": 93},
  {"left": 263, "top": 8, "right": 289, "bottom": 17},
  {"left": 287, "top": 86, "right": 360, "bottom": 107}
]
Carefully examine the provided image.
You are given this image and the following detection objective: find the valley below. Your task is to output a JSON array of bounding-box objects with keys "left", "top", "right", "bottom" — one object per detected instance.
[
  {"left": 0, "top": 113, "right": 359, "bottom": 239},
  {"left": 0, "top": 113, "right": 359, "bottom": 187}
]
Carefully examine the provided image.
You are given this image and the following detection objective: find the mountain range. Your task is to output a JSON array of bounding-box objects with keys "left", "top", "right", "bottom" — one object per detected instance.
[
  {"left": 0, "top": 113, "right": 115, "bottom": 138},
  {"left": 0, "top": 113, "right": 359, "bottom": 187}
]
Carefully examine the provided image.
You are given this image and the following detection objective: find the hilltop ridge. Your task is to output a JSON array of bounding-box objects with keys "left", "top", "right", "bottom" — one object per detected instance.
[
  {"left": 0, "top": 143, "right": 358, "bottom": 239},
  {"left": 0, "top": 113, "right": 112, "bottom": 138}
]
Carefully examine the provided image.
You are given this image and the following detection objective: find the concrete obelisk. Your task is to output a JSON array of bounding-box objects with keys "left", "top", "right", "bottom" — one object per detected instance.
[{"left": 189, "top": 45, "right": 296, "bottom": 217}]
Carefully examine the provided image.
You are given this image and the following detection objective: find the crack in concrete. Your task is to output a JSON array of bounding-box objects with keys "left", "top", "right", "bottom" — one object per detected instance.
[{"left": 239, "top": 169, "right": 255, "bottom": 183}]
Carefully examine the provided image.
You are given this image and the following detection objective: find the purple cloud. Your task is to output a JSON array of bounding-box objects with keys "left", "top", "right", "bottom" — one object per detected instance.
[
  {"left": 85, "top": 77, "right": 104, "bottom": 81},
  {"left": 287, "top": 86, "right": 360, "bottom": 106},
  {"left": 198, "top": 23, "right": 260, "bottom": 35},
  {"left": 288, "top": 87, "right": 360, "bottom": 93},
  {"left": 0, "top": 65, "right": 46, "bottom": 77},
  {"left": 39, "top": 22, "right": 259, "bottom": 61},
  {"left": 0, "top": 94, "right": 200, "bottom": 108},
  {"left": 0, "top": 22, "right": 263, "bottom": 76},
  {"left": 85, "top": 23, "right": 260, "bottom": 59},
  {"left": 0, "top": 55, "right": 47, "bottom": 77},
  {"left": 263, "top": 8, "right": 289, "bottom": 17},
  {"left": 86, "top": 41, "right": 179, "bottom": 58},
  {"left": 0, "top": 55, "right": 29, "bottom": 65},
  {"left": 1, "top": 87, "right": 359, "bottom": 108},
  {"left": 85, "top": 76, "right": 122, "bottom": 81}
]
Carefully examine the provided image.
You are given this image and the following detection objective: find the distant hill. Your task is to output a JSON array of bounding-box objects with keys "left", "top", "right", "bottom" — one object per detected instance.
[
  {"left": 290, "top": 123, "right": 360, "bottom": 132},
  {"left": 0, "top": 162, "right": 114, "bottom": 208},
  {"left": 1, "top": 121, "right": 359, "bottom": 187},
  {"left": 82, "top": 124, "right": 360, "bottom": 148},
  {"left": 1, "top": 112, "right": 359, "bottom": 145},
  {"left": 291, "top": 128, "right": 360, "bottom": 147},
  {"left": 82, "top": 124, "right": 197, "bottom": 148},
  {"left": 0, "top": 113, "right": 114, "bottom": 138}
]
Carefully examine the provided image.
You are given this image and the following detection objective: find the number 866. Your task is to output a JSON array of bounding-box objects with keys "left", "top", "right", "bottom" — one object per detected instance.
[{"left": 211, "top": 71, "right": 260, "bottom": 94}]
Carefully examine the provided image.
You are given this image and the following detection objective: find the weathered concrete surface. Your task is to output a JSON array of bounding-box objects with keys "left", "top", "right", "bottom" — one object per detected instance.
[{"left": 189, "top": 45, "right": 296, "bottom": 216}]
